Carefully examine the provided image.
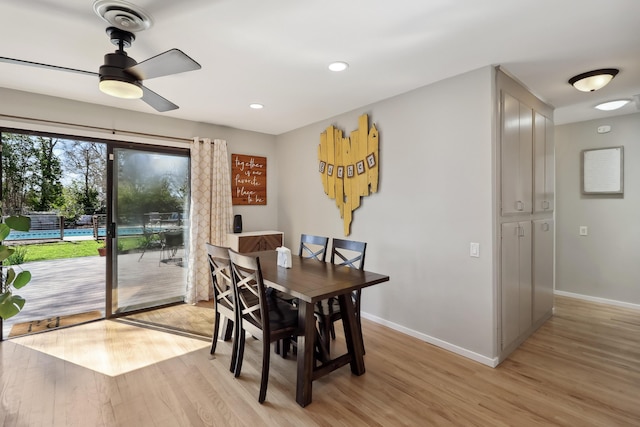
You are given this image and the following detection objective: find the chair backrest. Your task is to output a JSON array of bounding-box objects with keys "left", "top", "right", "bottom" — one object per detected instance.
[
  {"left": 228, "top": 249, "right": 269, "bottom": 340},
  {"left": 164, "top": 230, "right": 184, "bottom": 247},
  {"left": 206, "top": 243, "right": 233, "bottom": 314},
  {"left": 330, "top": 238, "right": 367, "bottom": 270},
  {"left": 299, "top": 234, "right": 329, "bottom": 262}
]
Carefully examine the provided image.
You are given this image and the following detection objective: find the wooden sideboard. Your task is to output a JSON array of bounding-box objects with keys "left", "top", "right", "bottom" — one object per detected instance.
[{"left": 226, "top": 230, "right": 283, "bottom": 253}]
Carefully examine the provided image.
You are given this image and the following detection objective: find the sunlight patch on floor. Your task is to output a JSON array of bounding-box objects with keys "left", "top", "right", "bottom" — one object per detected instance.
[{"left": 10, "top": 319, "right": 210, "bottom": 376}]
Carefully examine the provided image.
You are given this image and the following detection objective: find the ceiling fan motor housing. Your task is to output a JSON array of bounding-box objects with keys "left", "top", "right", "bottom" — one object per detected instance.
[{"left": 99, "top": 51, "right": 139, "bottom": 85}]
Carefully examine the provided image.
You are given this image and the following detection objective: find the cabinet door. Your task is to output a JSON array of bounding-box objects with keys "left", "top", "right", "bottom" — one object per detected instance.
[
  {"left": 544, "top": 116, "right": 555, "bottom": 211},
  {"left": 501, "top": 92, "right": 533, "bottom": 215},
  {"left": 533, "top": 219, "right": 554, "bottom": 322},
  {"left": 534, "top": 112, "right": 555, "bottom": 212},
  {"left": 518, "top": 221, "right": 532, "bottom": 333},
  {"left": 237, "top": 233, "right": 283, "bottom": 252},
  {"left": 501, "top": 222, "right": 521, "bottom": 347},
  {"left": 501, "top": 221, "right": 532, "bottom": 349}
]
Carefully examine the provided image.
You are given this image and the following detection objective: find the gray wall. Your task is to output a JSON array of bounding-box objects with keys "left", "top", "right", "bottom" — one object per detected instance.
[
  {"left": 2, "top": 67, "right": 502, "bottom": 363},
  {"left": 0, "top": 87, "right": 279, "bottom": 232},
  {"left": 276, "top": 66, "right": 498, "bottom": 363},
  {"left": 555, "top": 112, "right": 640, "bottom": 306}
]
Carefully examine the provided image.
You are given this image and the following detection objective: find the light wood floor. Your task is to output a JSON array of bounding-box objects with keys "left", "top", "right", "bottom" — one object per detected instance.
[{"left": 1, "top": 295, "right": 639, "bottom": 426}]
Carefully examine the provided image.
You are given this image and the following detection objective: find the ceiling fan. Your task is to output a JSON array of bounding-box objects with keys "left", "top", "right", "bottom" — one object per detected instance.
[{"left": 0, "top": 1, "right": 201, "bottom": 112}]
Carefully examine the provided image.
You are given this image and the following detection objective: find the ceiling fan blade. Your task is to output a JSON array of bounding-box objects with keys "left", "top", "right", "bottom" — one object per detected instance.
[
  {"left": 126, "top": 49, "right": 201, "bottom": 80},
  {"left": 0, "top": 56, "right": 97, "bottom": 76},
  {"left": 141, "top": 85, "right": 178, "bottom": 112}
]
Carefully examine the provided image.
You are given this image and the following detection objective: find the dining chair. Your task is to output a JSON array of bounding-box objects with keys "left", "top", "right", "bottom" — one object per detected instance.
[
  {"left": 159, "top": 229, "right": 184, "bottom": 266},
  {"left": 299, "top": 233, "right": 329, "bottom": 262},
  {"left": 206, "top": 243, "right": 238, "bottom": 372},
  {"left": 228, "top": 249, "right": 299, "bottom": 403},
  {"left": 314, "top": 238, "right": 367, "bottom": 356},
  {"left": 275, "top": 233, "right": 329, "bottom": 356}
]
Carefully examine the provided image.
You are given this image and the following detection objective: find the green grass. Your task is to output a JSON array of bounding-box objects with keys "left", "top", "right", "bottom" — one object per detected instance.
[{"left": 5, "top": 236, "right": 146, "bottom": 264}]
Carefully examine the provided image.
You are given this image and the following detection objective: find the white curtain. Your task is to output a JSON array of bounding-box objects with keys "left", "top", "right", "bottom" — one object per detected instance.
[{"left": 186, "top": 138, "right": 233, "bottom": 303}]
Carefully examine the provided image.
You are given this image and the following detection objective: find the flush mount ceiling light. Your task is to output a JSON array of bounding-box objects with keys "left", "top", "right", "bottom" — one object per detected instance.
[
  {"left": 328, "top": 61, "right": 349, "bottom": 72},
  {"left": 568, "top": 68, "right": 619, "bottom": 92},
  {"left": 595, "top": 99, "right": 631, "bottom": 111},
  {"left": 249, "top": 103, "right": 264, "bottom": 109}
]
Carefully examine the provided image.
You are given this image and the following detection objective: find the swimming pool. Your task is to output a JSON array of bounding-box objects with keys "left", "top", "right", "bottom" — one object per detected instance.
[{"left": 5, "top": 227, "right": 149, "bottom": 241}]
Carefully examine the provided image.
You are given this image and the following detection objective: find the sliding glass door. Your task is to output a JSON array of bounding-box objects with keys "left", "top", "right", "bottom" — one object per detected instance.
[{"left": 110, "top": 147, "right": 190, "bottom": 314}]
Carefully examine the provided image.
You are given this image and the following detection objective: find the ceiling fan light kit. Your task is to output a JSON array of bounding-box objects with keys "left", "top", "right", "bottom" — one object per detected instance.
[
  {"left": 568, "top": 68, "right": 619, "bottom": 92},
  {"left": 0, "top": 1, "right": 201, "bottom": 112}
]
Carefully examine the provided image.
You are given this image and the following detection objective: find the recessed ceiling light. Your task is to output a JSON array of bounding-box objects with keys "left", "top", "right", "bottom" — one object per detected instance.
[
  {"left": 328, "top": 61, "right": 349, "bottom": 72},
  {"left": 249, "top": 103, "right": 264, "bottom": 109},
  {"left": 594, "top": 99, "right": 631, "bottom": 111}
]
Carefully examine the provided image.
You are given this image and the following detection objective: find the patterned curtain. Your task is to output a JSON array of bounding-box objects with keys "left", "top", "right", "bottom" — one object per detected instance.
[{"left": 186, "top": 138, "right": 233, "bottom": 303}]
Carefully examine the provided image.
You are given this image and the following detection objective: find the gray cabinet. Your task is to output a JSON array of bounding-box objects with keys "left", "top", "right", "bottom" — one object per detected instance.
[
  {"left": 498, "top": 69, "right": 554, "bottom": 358},
  {"left": 501, "top": 91, "right": 533, "bottom": 215},
  {"left": 533, "top": 219, "right": 554, "bottom": 323},
  {"left": 501, "top": 221, "right": 532, "bottom": 349},
  {"left": 534, "top": 112, "right": 554, "bottom": 213}
]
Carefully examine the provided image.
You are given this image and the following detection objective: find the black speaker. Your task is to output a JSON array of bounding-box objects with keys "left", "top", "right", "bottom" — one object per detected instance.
[{"left": 233, "top": 215, "right": 243, "bottom": 233}]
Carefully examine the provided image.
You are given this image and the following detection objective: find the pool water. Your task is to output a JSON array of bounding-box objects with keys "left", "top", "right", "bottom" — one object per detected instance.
[{"left": 6, "top": 227, "right": 147, "bottom": 241}]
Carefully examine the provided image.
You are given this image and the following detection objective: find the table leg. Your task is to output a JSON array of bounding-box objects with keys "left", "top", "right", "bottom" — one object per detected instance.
[
  {"left": 296, "top": 301, "right": 315, "bottom": 406},
  {"left": 338, "top": 293, "right": 366, "bottom": 375}
]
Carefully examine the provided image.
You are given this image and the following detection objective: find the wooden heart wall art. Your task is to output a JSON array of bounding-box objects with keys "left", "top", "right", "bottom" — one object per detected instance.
[{"left": 318, "top": 114, "right": 379, "bottom": 235}]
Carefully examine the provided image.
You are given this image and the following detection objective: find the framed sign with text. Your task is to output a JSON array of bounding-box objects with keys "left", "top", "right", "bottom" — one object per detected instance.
[{"left": 232, "top": 153, "right": 267, "bottom": 205}]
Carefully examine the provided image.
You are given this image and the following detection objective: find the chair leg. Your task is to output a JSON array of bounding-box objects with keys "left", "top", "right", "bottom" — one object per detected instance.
[
  {"left": 234, "top": 328, "right": 245, "bottom": 377},
  {"left": 258, "top": 339, "right": 271, "bottom": 403},
  {"left": 210, "top": 312, "right": 221, "bottom": 354},
  {"left": 229, "top": 321, "right": 240, "bottom": 373},
  {"left": 222, "top": 318, "right": 234, "bottom": 341},
  {"left": 322, "top": 318, "right": 332, "bottom": 356}
]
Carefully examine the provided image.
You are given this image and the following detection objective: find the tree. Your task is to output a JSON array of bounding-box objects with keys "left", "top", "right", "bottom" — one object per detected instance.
[
  {"left": 27, "top": 136, "right": 64, "bottom": 212},
  {"left": 0, "top": 133, "right": 37, "bottom": 215},
  {"left": 61, "top": 141, "right": 107, "bottom": 214}
]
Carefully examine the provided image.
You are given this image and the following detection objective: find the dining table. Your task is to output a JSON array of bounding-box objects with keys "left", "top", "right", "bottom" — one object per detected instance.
[{"left": 251, "top": 250, "right": 390, "bottom": 407}]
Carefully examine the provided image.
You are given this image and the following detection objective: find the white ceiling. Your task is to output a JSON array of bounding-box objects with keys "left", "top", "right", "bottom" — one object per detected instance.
[{"left": 1, "top": 0, "right": 639, "bottom": 135}]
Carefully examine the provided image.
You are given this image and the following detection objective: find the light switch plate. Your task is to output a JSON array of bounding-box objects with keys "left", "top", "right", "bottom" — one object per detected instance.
[
  {"left": 579, "top": 226, "right": 588, "bottom": 236},
  {"left": 470, "top": 242, "right": 480, "bottom": 257}
]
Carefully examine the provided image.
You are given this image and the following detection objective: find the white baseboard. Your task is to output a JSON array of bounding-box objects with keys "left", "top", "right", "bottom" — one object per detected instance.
[
  {"left": 361, "top": 312, "right": 499, "bottom": 368},
  {"left": 554, "top": 290, "right": 640, "bottom": 311}
]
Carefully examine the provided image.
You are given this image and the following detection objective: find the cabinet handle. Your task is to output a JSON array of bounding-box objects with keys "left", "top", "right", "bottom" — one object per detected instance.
[
  {"left": 518, "top": 226, "right": 525, "bottom": 237},
  {"left": 516, "top": 201, "right": 524, "bottom": 211},
  {"left": 542, "top": 200, "right": 549, "bottom": 210},
  {"left": 542, "top": 222, "right": 549, "bottom": 232}
]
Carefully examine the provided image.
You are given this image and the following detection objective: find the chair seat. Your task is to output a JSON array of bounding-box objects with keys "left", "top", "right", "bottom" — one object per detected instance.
[
  {"left": 243, "top": 298, "right": 298, "bottom": 331},
  {"left": 314, "top": 297, "right": 341, "bottom": 319}
]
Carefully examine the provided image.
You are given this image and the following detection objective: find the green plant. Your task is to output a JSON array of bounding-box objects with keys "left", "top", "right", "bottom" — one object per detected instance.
[
  {"left": 5, "top": 245, "right": 28, "bottom": 265},
  {"left": 0, "top": 215, "right": 32, "bottom": 320}
]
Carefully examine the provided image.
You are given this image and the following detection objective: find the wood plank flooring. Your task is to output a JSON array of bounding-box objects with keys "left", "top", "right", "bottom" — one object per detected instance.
[{"left": 1, "top": 295, "right": 639, "bottom": 426}]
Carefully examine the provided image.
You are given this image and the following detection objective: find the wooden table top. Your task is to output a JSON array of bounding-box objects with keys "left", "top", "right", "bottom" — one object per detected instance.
[{"left": 250, "top": 250, "right": 390, "bottom": 303}]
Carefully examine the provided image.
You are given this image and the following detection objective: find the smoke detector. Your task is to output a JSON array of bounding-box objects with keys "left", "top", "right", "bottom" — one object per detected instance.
[{"left": 93, "top": 0, "right": 153, "bottom": 32}]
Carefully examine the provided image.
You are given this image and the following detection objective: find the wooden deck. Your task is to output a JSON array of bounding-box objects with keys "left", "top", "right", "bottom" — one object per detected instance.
[{"left": 1, "top": 247, "right": 187, "bottom": 338}]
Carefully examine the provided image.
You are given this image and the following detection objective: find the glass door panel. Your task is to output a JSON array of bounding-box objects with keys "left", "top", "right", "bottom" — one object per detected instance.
[
  {"left": 111, "top": 148, "right": 189, "bottom": 314},
  {"left": 1, "top": 132, "right": 107, "bottom": 339}
]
